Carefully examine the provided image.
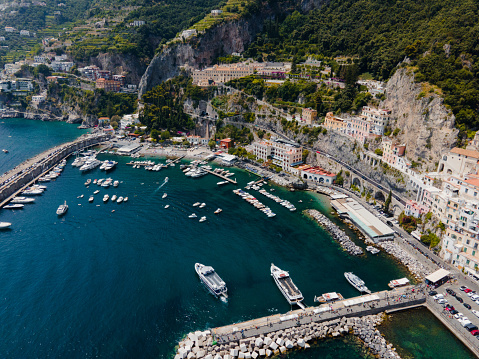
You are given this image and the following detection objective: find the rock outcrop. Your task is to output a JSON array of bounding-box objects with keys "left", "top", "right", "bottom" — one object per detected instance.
[
  {"left": 381, "top": 68, "right": 458, "bottom": 171},
  {"left": 138, "top": 15, "right": 264, "bottom": 98}
]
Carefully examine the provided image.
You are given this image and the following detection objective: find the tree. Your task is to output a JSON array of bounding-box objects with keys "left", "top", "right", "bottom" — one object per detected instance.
[
  {"left": 335, "top": 170, "right": 344, "bottom": 186},
  {"left": 208, "top": 139, "right": 216, "bottom": 150},
  {"left": 384, "top": 190, "right": 392, "bottom": 213},
  {"left": 161, "top": 130, "right": 170, "bottom": 140},
  {"left": 151, "top": 129, "right": 160, "bottom": 141}
]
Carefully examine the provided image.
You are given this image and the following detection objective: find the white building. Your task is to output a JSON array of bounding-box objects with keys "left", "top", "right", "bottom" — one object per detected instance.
[
  {"left": 120, "top": 114, "right": 140, "bottom": 130},
  {"left": 361, "top": 107, "right": 391, "bottom": 136},
  {"left": 32, "top": 95, "right": 46, "bottom": 103},
  {"left": 252, "top": 138, "right": 302, "bottom": 170},
  {"left": 0, "top": 36, "right": 5, "bottom": 42},
  {"left": 131, "top": 20, "right": 145, "bottom": 27},
  {"left": 20, "top": 30, "right": 30, "bottom": 36},
  {"left": 51, "top": 61, "right": 74, "bottom": 72},
  {"left": 4, "top": 27, "right": 15, "bottom": 33},
  {"left": 181, "top": 29, "right": 197, "bottom": 39},
  {"left": 13, "top": 79, "right": 33, "bottom": 91},
  {"left": 34, "top": 56, "right": 47, "bottom": 63},
  {"left": 4, "top": 63, "right": 22, "bottom": 75},
  {"left": 437, "top": 148, "right": 479, "bottom": 177},
  {"left": 211, "top": 9, "right": 223, "bottom": 16}
]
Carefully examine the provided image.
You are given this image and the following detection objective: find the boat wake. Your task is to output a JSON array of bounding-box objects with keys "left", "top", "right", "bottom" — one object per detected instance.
[{"left": 155, "top": 178, "right": 168, "bottom": 192}]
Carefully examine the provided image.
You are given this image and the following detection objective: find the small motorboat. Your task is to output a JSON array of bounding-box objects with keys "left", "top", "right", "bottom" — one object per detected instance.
[
  {"left": 199, "top": 216, "right": 207, "bottom": 223},
  {"left": 3, "top": 204, "right": 24, "bottom": 209},
  {"left": 0, "top": 222, "right": 12, "bottom": 229},
  {"left": 164, "top": 204, "right": 169, "bottom": 209},
  {"left": 56, "top": 201, "right": 68, "bottom": 216},
  {"left": 162, "top": 193, "right": 167, "bottom": 199},
  {"left": 89, "top": 196, "right": 94, "bottom": 203},
  {"left": 189, "top": 213, "right": 197, "bottom": 218},
  {"left": 111, "top": 195, "right": 117, "bottom": 202},
  {"left": 94, "top": 190, "right": 100, "bottom": 195},
  {"left": 214, "top": 208, "right": 222, "bottom": 214},
  {"left": 193, "top": 202, "right": 200, "bottom": 207},
  {"left": 165, "top": 177, "right": 169, "bottom": 182},
  {"left": 103, "top": 195, "right": 109, "bottom": 203},
  {"left": 85, "top": 179, "right": 91, "bottom": 186},
  {"left": 2, "top": 149, "right": 8, "bottom": 153},
  {"left": 117, "top": 196, "right": 124, "bottom": 203},
  {"left": 199, "top": 203, "right": 206, "bottom": 208},
  {"left": 123, "top": 197, "right": 128, "bottom": 202}
]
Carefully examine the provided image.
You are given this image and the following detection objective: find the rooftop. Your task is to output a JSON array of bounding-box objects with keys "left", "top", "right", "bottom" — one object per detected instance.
[{"left": 451, "top": 148, "right": 479, "bottom": 159}]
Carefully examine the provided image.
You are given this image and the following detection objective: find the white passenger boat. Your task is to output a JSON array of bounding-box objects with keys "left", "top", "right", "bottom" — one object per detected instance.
[
  {"left": 189, "top": 213, "right": 197, "bottom": 218},
  {"left": 388, "top": 278, "right": 410, "bottom": 288},
  {"left": 271, "top": 263, "right": 304, "bottom": 307},
  {"left": 56, "top": 201, "right": 68, "bottom": 216},
  {"left": 214, "top": 208, "right": 222, "bottom": 214},
  {"left": 199, "top": 203, "right": 206, "bottom": 208},
  {"left": 344, "top": 272, "right": 370, "bottom": 293},
  {"left": 0, "top": 222, "right": 12, "bottom": 229},
  {"left": 3, "top": 204, "right": 24, "bottom": 209},
  {"left": 111, "top": 195, "right": 117, "bottom": 202},
  {"left": 199, "top": 216, "right": 207, "bottom": 222},
  {"left": 10, "top": 197, "right": 35, "bottom": 203},
  {"left": 314, "top": 292, "right": 344, "bottom": 303},
  {"left": 193, "top": 202, "right": 200, "bottom": 207},
  {"left": 195, "top": 263, "right": 228, "bottom": 299},
  {"left": 162, "top": 193, "right": 167, "bottom": 199}
]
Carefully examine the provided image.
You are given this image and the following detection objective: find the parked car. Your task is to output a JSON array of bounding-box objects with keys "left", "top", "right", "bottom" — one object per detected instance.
[
  {"left": 451, "top": 309, "right": 459, "bottom": 315},
  {"left": 434, "top": 294, "right": 444, "bottom": 300},
  {"left": 456, "top": 296, "right": 464, "bottom": 303},
  {"left": 446, "top": 289, "right": 456, "bottom": 296},
  {"left": 465, "top": 288, "right": 474, "bottom": 293},
  {"left": 471, "top": 294, "right": 479, "bottom": 301},
  {"left": 464, "top": 303, "right": 472, "bottom": 309},
  {"left": 454, "top": 313, "right": 464, "bottom": 319},
  {"left": 472, "top": 309, "right": 479, "bottom": 318},
  {"left": 460, "top": 286, "right": 468, "bottom": 291},
  {"left": 465, "top": 323, "right": 478, "bottom": 331},
  {"left": 469, "top": 329, "right": 479, "bottom": 336},
  {"left": 438, "top": 298, "right": 448, "bottom": 305},
  {"left": 429, "top": 290, "right": 438, "bottom": 296},
  {"left": 468, "top": 291, "right": 476, "bottom": 297}
]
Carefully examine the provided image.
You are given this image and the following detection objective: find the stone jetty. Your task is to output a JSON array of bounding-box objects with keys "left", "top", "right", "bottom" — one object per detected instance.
[
  {"left": 306, "top": 209, "right": 364, "bottom": 256},
  {"left": 174, "top": 314, "right": 401, "bottom": 359},
  {"left": 378, "top": 241, "right": 428, "bottom": 280}
]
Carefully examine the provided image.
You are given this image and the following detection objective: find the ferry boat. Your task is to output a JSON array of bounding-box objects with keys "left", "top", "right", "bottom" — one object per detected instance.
[
  {"left": 56, "top": 201, "right": 68, "bottom": 216},
  {"left": 270, "top": 263, "right": 304, "bottom": 307},
  {"left": 314, "top": 292, "right": 344, "bottom": 303},
  {"left": 344, "top": 272, "right": 371, "bottom": 293},
  {"left": 195, "top": 263, "right": 228, "bottom": 299}
]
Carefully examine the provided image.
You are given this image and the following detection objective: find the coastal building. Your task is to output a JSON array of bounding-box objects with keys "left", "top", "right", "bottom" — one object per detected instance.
[
  {"left": 4, "top": 63, "right": 22, "bottom": 75},
  {"left": 361, "top": 107, "right": 391, "bottom": 136},
  {"left": 51, "top": 61, "right": 74, "bottom": 72},
  {"left": 120, "top": 114, "right": 140, "bottom": 129},
  {"left": 296, "top": 164, "right": 336, "bottom": 184},
  {"left": 112, "top": 75, "right": 126, "bottom": 86},
  {"left": 13, "top": 79, "right": 33, "bottom": 92},
  {"left": 404, "top": 200, "right": 428, "bottom": 218},
  {"left": 252, "top": 138, "right": 302, "bottom": 170},
  {"left": 130, "top": 20, "right": 146, "bottom": 26},
  {"left": 4, "top": 27, "right": 15, "bottom": 33},
  {"left": 191, "top": 64, "right": 254, "bottom": 86},
  {"left": 187, "top": 135, "right": 202, "bottom": 145},
  {"left": 347, "top": 116, "right": 371, "bottom": 143},
  {"left": 34, "top": 56, "right": 47, "bottom": 63},
  {"left": 437, "top": 148, "right": 479, "bottom": 177},
  {"left": 96, "top": 78, "right": 121, "bottom": 92},
  {"left": 211, "top": 9, "right": 223, "bottom": 16},
  {"left": 382, "top": 139, "right": 408, "bottom": 170},
  {"left": 98, "top": 117, "right": 109, "bottom": 126},
  {"left": 181, "top": 29, "right": 197, "bottom": 39},
  {"left": 219, "top": 138, "right": 233, "bottom": 150},
  {"left": 20, "top": 30, "right": 30, "bottom": 36},
  {"left": 32, "top": 95, "right": 46, "bottom": 103},
  {"left": 302, "top": 108, "right": 317, "bottom": 125},
  {"left": 324, "top": 112, "right": 348, "bottom": 134}
]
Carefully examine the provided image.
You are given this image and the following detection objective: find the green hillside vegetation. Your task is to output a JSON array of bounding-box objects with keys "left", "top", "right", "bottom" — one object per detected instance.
[{"left": 244, "top": 0, "right": 479, "bottom": 135}]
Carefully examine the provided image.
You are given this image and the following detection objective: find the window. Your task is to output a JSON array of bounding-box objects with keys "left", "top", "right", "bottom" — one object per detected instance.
[{"left": 473, "top": 251, "right": 476, "bottom": 256}]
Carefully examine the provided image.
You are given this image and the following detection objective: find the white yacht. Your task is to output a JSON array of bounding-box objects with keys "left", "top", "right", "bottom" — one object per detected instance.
[
  {"left": 214, "top": 208, "right": 222, "bottom": 214},
  {"left": 162, "top": 193, "right": 167, "bottom": 199},
  {"left": 199, "top": 203, "right": 206, "bottom": 208},
  {"left": 22, "top": 188, "right": 43, "bottom": 195},
  {"left": 189, "top": 213, "right": 197, "bottom": 218},
  {"left": 117, "top": 196, "right": 124, "bottom": 203},
  {"left": 193, "top": 202, "right": 200, "bottom": 207},
  {"left": 103, "top": 194, "right": 109, "bottom": 203},
  {"left": 271, "top": 263, "right": 304, "bottom": 307},
  {"left": 79, "top": 158, "right": 101, "bottom": 172},
  {"left": 56, "top": 201, "right": 68, "bottom": 216},
  {"left": 111, "top": 195, "right": 117, "bottom": 202},
  {"left": 89, "top": 196, "right": 94, "bottom": 203},
  {"left": 199, "top": 216, "right": 207, "bottom": 222},
  {"left": 0, "top": 222, "right": 12, "bottom": 229},
  {"left": 3, "top": 204, "right": 24, "bottom": 209},
  {"left": 10, "top": 197, "right": 35, "bottom": 203},
  {"left": 344, "top": 272, "right": 370, "bottom": 293},
  {"left": 195, "top": 263, "right": 228, "bottom": 299}
]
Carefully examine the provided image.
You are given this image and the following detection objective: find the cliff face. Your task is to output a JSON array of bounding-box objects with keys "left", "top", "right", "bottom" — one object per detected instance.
[
  {"left": 299, "top": 0, "right": 330, "bottom": 13},
  {"left": 138, "top": 14, "right": 264, "bottom": 98},
  {"left": 381, "top": 68, "right": 458, "bottom": 171},
  {"left": 91, "top": 53, "right": 147, "bottom": 85}
]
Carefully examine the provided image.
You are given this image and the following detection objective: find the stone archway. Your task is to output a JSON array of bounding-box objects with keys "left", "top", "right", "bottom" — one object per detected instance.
[
  {"left": 375, "top": 191, "right": 386, "bottom": 202},
  {"left": 352, "top": 177, "right": 361, "bottom": 188}
]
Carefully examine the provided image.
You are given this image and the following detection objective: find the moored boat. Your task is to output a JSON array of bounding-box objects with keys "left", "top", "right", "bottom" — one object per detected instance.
[
  {"left": 270, "top": 263, "right": 304, "bottom": 307},
  {"left": 3, "top": 204, "right": 24, "bottom": 209},
  {"left": 314, "top": 292, "right": 344, "bottom": 303},
  {"left": 388, "top": 277, "right": 410, "bottom": 288},
  {"left": 0, "top": 222, "right": 12, "bottom": 229},
  {"left": 10, "top": 197, "right": 35, "bottom": 204},
  {"left": 56, "top": 201, "right": 68, "bottom": 216},
  {"left": 199, "top": 216, "right": 207, "bottom": 222},
  {"left": 214, "top": 208, "right": 222, "bottom": 214},
  {"left": 344, "top": 272, "right": 370, "bottom": 293}
]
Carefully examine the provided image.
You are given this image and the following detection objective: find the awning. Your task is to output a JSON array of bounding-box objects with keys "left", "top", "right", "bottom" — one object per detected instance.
[
  {"left": 425, "top": 268, "right": 450, "bottom": 283},
  {"left": 313, "top": 306, "right": 331, "bottom": 314},
  {"left": 280, "top": 314, "right": 298, "bottom": 321},
  {"left": 342, "top": 294, "right": 380, "bottom": 307}
]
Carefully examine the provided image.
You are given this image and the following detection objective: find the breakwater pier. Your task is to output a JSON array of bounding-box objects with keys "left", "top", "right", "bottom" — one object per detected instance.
[
  {"left": 0, "top": 133, "right": 110, "bottom": 207},
  {"left": 174, "top": 285, "right": 426, "bottom": 359}
]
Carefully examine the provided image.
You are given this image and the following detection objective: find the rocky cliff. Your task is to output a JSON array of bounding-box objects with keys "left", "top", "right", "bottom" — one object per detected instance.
[
  {"left": 138, "top": 14, "right": 265, "bottom": 98},
  {"left": 381, "top": 67, "right": 458, "bottom": 171}
]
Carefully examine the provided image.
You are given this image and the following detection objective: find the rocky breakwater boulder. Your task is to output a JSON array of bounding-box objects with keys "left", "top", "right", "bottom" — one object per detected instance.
[
  {"left": 378, "top": 241, "right": 429, "bottom": 280},
  {"left": 138, "top": 14, "right": 264, "bottom": 98},
  {"left": 353, "top": 315, "right": 401, "bottom": 359},
  {"left": 381, "top": 67, "right": 458, "bottom": 171},
  {"left": 307, "top": 209, "right": 364, "bottom": 256}
]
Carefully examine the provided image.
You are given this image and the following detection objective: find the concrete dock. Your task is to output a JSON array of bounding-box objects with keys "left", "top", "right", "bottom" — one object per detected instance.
[
  {"left": 0, "top": 133, "right": 110, "bottom": 208},
  {"left": 202, "top": 168, "right": 237, "bottom": 184}
]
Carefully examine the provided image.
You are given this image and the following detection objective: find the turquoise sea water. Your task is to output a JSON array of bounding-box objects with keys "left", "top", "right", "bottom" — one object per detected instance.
[
  {"left": 0, "top": 119, "right": 475, "bottom": 358},
  {"left": 0, "top": 118, "right": 87, "bottom": 175}
]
